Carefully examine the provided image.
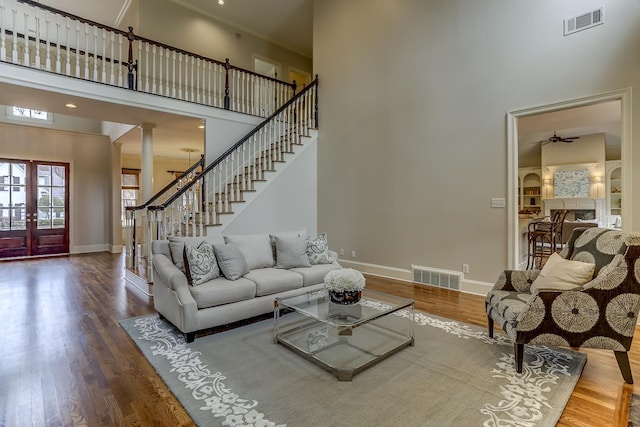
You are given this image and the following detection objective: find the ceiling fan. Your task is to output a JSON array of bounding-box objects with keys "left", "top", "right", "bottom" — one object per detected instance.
[{"left": 544, "top": 131, "right": 580, "bottom": 144}]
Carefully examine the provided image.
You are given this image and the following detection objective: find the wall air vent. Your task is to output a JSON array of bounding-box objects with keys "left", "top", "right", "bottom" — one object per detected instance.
[
  {"left": 412, "top": 266, "right": 461, "bottom": 291},
  {"left": 564, "top": 7, "right": 604, "bottom": 36}
]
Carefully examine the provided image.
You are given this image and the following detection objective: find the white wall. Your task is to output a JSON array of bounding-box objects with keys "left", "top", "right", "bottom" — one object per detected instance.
[
  {"left": 0, "top": 122, "right": 112, "bottom": 253},
  {"left": 135, "top": 0, "right": 312, "bottom": 79},
  {"left": 221, "top": 140, "right": 317, "bottom": 238},
  {"left": 313, "top": 0, "right": 640, "bottom": 286}
]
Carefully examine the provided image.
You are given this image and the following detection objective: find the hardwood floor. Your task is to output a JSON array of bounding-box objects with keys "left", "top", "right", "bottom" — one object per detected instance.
[{"left": 0, "top": 253, "right": 636, "bottom": 426}]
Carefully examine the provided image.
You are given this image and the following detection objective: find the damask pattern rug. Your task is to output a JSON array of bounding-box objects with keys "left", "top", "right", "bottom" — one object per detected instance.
[{"left": 120, "top": 303, "right": 586, "bottom": 427}]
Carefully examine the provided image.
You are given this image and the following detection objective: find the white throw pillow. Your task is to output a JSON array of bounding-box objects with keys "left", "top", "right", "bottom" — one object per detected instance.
[
  {"left": 530, "top": 253, "right": 595, "bottom": 293},
  {"left": 274, "top": 234, "right": 311, "bottom": 269},
  {"left": 307, "top": 233, "right": 336, "bottom": 265},
  {"left": 224, "top": 233, "right": 274, "bottom": 270}
]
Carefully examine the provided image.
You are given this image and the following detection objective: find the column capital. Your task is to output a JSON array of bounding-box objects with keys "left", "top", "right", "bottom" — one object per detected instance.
[{"left": 139, "top": 122, "right": 156, "bottom": 132}]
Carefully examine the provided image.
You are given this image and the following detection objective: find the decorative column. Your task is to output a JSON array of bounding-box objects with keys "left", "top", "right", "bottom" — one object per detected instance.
[{"left": 140, "top": 122, "right": 156, "bottom": 202}]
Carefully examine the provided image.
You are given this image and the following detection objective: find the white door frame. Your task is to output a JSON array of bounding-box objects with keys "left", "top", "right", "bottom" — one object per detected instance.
[{"left": 506, "top": 88, "right": 632, "bottom": 269}]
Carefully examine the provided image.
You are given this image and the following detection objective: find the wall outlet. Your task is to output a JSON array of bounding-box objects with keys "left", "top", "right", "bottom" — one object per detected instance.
[
  {"left": 351, "top": 250, "right": 356, "bottom": 258},
  {"left": 491, "top": 198, "right": 505, "bottom": 208},
  {"left": 340, "top": 248, "right": 344, "bottom": 256},
  {"left": 462, "top": 264, "right": 470, "bottom": 274}
]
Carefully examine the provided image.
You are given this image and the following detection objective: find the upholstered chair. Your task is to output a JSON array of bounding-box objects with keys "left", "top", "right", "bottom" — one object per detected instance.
[{"left": 486, "top": 227, "right": 640, "bottom": 383}]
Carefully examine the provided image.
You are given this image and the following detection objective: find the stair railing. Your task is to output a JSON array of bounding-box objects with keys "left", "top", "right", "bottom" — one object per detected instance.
[
  {"left": 124, "top": 156, "right": 204, "bottom": 270},
  {"left": 0, "top": 0, "right": 297, "bottom": 116},
  {"left": 143, "top": 79, "right": 318, "bottom": 276}
]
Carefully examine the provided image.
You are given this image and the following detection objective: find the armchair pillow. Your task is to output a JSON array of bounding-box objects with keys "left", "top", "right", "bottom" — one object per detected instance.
[
  {"left": 307, "top": 233, "right": 336, "bottom": 265},
  {"left": 530, "top": 252, "right": 595, "bottom": 293},
  {"left": 213, "top": 243, "right": 250, "bottom": 281},
  {"left": 273, "top": 234, "right": 311, "bottom": 269},
  {"left": 183, "top": 241, "right": 220, "bottom": 286}
]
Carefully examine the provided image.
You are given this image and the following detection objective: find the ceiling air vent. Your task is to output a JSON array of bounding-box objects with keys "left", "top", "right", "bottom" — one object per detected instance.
[{"left": 564, "top": 7, "right": 604, "bottom": 36}]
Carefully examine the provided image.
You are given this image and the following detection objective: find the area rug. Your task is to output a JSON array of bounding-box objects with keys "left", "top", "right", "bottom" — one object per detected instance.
[
  {"left": 120, "top": 304, "right": 586, "bottom": 427},
  {"left": 628, "top": 394, "right": 640, "bottom": 426}
]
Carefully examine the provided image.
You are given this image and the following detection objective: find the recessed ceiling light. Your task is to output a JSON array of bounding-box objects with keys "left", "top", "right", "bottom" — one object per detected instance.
[
  {"left": 65, "top": 103, "right": 77, "bottom": 108},
  {"left": 198, "top": 124, "right": 205, "bottom": 129},
  {"left": 218, "top": 0, "right": 224, "bottom": 5}
]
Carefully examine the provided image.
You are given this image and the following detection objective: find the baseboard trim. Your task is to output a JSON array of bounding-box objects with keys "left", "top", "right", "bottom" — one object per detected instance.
[
  {"left": 339, "top": 259, "right": 493, "bottom": 296},
  {"left": 110, "top": 245, "right": 123, "bottom": 254},
  {"left": 70, "top": 244, "right": 110, "bottom": 254},
  {"left": 125, "top": 269, "right": 153, "bottom": 296}
]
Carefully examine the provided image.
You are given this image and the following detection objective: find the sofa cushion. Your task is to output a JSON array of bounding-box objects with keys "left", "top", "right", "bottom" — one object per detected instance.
[
  {"left": 244, "top": 268, "right": 303, "bottom": 296},
  {"left": 290, "top": 263, "right": 342, "bottom": 287},
  {"left": 274, "top": 234, "right": 311, "bottom": 269},
  {"left": 224, "top": 233, "right": 275, "bottom": 270},
  {"left": 307, "top": 233, "right": 336, "bottom": 265},
  {"left": 184, "top": 241, "right": 220, "bottom": 286},
  {"left": 213, "top": 243, "right": 250, "bottom": 281},
  {"left": 530, "top": 252, "right": 595, "bottom": 293},
  {"left": 189, "top": 276, "right": 256, "bottom": 309},
  {"left": 169, "top": 235, "right": 225, "bottom": 273}
]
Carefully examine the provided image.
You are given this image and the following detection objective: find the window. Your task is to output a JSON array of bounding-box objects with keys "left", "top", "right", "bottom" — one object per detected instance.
[
  {"left": 121, "top": 169, "right": 140, "bottom": 226},
  {"left": 8, "top": 106, "right": 52, "bottom": 123}
]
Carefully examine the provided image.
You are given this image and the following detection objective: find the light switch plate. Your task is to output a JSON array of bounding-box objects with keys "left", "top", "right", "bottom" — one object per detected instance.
[{"left": 491, "top": 198, "right": 505, "bottom": 208}]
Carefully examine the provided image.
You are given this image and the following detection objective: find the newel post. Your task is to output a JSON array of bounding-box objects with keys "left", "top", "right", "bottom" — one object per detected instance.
[
  {"left": 224, "top": 58, "right": 231, "bottom": 110},
  {"left": 126, "top": 26, "right": 138, "bottom": 90}
]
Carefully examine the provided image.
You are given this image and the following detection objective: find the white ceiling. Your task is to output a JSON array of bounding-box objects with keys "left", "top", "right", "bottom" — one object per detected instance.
[{"left": 518, "top": 100, "right": 621, "bottom": 168}]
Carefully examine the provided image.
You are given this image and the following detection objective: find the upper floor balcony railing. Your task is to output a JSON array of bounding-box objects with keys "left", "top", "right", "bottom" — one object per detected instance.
[{"left": 0, "top": 0, "right": 298, "bottom": 117}]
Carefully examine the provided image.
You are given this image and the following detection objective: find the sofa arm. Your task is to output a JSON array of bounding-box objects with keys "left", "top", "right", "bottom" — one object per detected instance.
[
  {"left": 152, "top": 253, "right": 196, "bottom": 306},
  {"left": 328, "top": 250, "right": 338, "bottom": 261},
  {"left": 492, "top": 270, "right": 541, "bottom": 293}
]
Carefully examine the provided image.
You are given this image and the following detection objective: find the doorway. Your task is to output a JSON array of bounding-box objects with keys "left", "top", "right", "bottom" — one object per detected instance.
[
  {"left": 507, "top": 89, "right": 632, "bottom": 269},
  {"left": 0, "top": 159, "right": 70, "bottom": 258}
]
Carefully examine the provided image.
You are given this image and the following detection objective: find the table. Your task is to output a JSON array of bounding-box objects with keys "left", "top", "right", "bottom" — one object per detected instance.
[{"left": 273, "top": 288, "right": 414, "bottom": 381}]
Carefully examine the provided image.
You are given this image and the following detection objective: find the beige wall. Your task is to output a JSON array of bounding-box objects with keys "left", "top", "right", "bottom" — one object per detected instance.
[
  {"left": 121, "top": 154, "right": 193, "bottom": 198},
  {"left": 134, "top": 0, "right": 312, "bottom": 81},
  {"left": 313, "top": 0, "right": 640, "bottom": 284},
  {"left": 0, "top": 122, "right": 112, "bottom": 252}
]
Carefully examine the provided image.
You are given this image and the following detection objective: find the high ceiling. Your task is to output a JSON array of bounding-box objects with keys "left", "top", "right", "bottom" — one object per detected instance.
[
  {"left": 15, "top": 0, "right": 313, "bottom": 160},
  {"left": 518, "top": 100, "right": 621, "bottom": 168}
]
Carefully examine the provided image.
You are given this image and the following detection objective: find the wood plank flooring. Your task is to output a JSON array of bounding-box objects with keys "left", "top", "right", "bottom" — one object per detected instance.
[{"left": 0, "top": 252, "right": 636, "bottom": 426}]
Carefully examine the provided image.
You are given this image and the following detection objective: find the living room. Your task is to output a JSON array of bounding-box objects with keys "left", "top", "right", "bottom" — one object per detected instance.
[{"left": 1, "top": 0, "right": 640, "bottom": 425}]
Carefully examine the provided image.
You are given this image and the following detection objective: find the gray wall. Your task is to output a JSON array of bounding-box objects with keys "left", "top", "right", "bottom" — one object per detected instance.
[{"left": 313, "top": 0, "right": 640, "bottom": 284}]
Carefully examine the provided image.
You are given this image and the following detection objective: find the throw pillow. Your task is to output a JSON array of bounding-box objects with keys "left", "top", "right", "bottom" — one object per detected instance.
[
  {"left": 274, "top": 234, "right": 311, "bottom": 269},
  {"left": 307, "top": 233, "right": 336, "bottom": 265},
  {"left": 224, "top": 233, "right": 274, "bottom": 270},
  {"left": 213, "top": 243, "right": 250, "bottom": 281},
  {"left": 530, "top": 253, "right": 595, "bottom": 293},
  {"left": 169, "top": 235, "right": 225, "bottom": 274},
  {"left": 183, "top": 242, "right": 220, "bottom": 286}
]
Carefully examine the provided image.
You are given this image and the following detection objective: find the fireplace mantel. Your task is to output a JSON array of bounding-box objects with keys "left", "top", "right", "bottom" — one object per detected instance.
[{"left": 543, "top": 198, "right": 606, "bottom": 223}]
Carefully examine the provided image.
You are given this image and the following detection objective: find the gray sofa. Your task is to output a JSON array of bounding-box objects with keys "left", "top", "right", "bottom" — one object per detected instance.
[{"left": 151, "top": 231, "right": 341, "bottom": 342}]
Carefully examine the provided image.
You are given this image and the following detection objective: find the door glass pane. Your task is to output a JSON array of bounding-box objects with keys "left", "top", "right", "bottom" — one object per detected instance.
[
  {"left": 38, "top": 165, "right": 51, "bottom": 186},
  {"left": 53, "top": 166, "right": 65, "bottom": 186},
  {"left": 38, "top": 208, "right": 52, "bottom": 229},
  {"left": 0, "top": 162, "right": 27, "bottom": 231},
  {"left": 51, "top": 187, "right": 65, "bottom": 206},
  {"left": 0, "top": 208, "right": 9, "bottom": 230},
  {"left": 12, "top": 208, "right": 26, "bottom": 230}
]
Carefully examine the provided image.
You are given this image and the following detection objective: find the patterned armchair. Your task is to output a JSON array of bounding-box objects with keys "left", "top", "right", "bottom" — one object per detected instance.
[{"left": 486, "top": 227, "right": 640, "bottom": 383}]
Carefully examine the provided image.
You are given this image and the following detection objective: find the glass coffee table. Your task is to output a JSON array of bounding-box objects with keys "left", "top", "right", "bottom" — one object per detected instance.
[{"left": 273, "top": 288, "right": 414, "bottom": 381}]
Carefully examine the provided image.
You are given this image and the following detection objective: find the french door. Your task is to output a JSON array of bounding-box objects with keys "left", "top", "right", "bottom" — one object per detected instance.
[{"left": 0, "top": 159, "right": 69, "bottom": 258}]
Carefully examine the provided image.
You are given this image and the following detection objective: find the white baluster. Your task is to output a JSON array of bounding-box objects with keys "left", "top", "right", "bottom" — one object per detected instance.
[
  {"left": 137, "top": 37, "right": 142, "bottom": 88},
  {"left": 178, "top": 52, "right": 183, "bottom": 99},
  {"left": 151, "top": 44, "right": 156, "bottom": 93},
  {"left": 74, "top": 24, "right": 80, "bottom": 77},
  {"left": 101, "top": 29, "right": 106, "bottom": 82},
  {"left": 117, "top": 33, "right": 123, "bottom": 86},
  {"left": 0, "top": 5, "right": 5, "bottom": 62},
  {"left": 195, "top": 57, "right": 200, "bottom": 103},
  {"left": 65, "top": 21, "right": 70, "bottom": 75},
  {"left": 206, "top": 61, "right": 211, "bottom": 105},
  {"left": 109, "top": 32, "right": 114, "bottom": 84},
  {"left": 190, "top": 56, "right": 195, "bottom": 101},
  {"left": 34, "top": 16, "right": 41, "bottom": 69},
  {"left": 55, "top": 21, "right": 61, "bottom": 73},
  {"left": 92, "top": 27, "right": 98, "bottom": 80},
  {"left": 213, "top": 63, "right": 218, "bottom": 107},
  {"left": 171, "top": 50, "right": 176, "bottom": 98},
  {"left": 144, "top": 42, "right": 149, "bottom": 92},
  {"left": 22, "top": 12, "right": 29, "bottom": 66},
  {"left": 158, "top": 46, "right": 163, "bottom": 95},
  {"left": 11, "top": 9, "right": 17, "bottom": 63}
]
